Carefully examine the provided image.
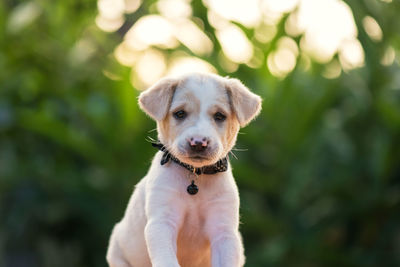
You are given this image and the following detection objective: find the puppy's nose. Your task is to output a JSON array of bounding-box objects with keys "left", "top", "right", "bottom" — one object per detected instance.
[{"left": 189, "top": 137, "right": 209, "bottom": 152}]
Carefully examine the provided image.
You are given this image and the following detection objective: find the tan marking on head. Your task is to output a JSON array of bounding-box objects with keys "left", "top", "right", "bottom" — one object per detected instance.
[
  {"left": 159, "top": 84, "right": 202, "bottom": 154},
  {"left": 170, "top": 90, "right": 200, "bottom": 113}
]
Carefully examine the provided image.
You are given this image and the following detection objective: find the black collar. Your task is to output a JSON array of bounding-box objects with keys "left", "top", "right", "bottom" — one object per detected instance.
[{"left": 151, "top": 142, "right": 228, "bottom": 175}]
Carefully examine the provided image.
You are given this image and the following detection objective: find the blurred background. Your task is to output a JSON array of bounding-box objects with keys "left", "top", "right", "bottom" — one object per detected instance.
[{"left": 1, "top": 0, "right": 400, "bottom": 266}]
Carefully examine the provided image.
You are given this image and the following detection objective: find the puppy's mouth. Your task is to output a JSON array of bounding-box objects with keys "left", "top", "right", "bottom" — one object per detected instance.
[
  {"left": 189, "top": 155, "right": 209, "bottom": 161},
  {"left": 174, "top": 144, "right": 221, "bottom": 167},
  {"left": 179, "top": 152, "right": 221, "bottom": 167}
]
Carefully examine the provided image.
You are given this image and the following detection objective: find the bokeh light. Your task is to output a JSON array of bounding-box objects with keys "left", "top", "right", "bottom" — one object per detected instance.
[
  {"left": 362, "top": 16, "right": 383, "bottom": 42},
  {"left": 267, "top": 37, "right": 299, "bottom": 78},
  {"left": 125, "top": 15, "right": 177, "bottom": 50},
  {"left": 167, "top": 55, "right": 217, "bottom": 76},
  {"left": 294, "top": 0, "right": 359, "bottom": 64},
  {"left": 133, "top": 49, "right": 167, "bottom": 89},
  {"left": 94, "top": 0, "right": 371, "bottom": 87},
  {"left": 157, "top": 0, "right": 192, "bottom": 19},
  {"left": 203, "top": 0, "right": 262, "bottom": 27},
  {"left": 216, "top": 24, "right": 253, "bottom": 64},
  {"left": 7, "top": 2, "right": 41, "bottom": 33},
  {"left": 381, "top": 46, "right": 396, "bottom": 66},
  {"left": 173, "top": 19, "right": 213, "bottom": 56}
]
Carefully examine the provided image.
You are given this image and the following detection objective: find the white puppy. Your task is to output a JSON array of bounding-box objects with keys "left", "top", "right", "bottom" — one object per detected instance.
[{"left": 106, "top": 73, "right": 261, "bottom": 267}]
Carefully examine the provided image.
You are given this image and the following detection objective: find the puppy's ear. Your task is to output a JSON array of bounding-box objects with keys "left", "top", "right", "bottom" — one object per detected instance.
[
  {"left": 138, "top": 78, "right": 178, "bottom": 121},
  {"left": 226, "top": 78, "right": 262, "bottom": 127}
]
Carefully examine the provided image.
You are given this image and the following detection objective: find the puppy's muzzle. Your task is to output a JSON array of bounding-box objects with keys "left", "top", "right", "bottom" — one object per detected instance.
[{"left": 188, "top": 137, "right": 209, "bottom": 152}]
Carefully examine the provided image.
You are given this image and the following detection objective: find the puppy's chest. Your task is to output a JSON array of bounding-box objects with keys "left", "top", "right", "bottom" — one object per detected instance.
[
  {"left": 178, "top": 199, "right": 208, "bottom": 240},
  {"left": 173, "top": 172, "right": 225, "bottom": 240},
  {"left": 176, "top": 201, "right": 210, "bottom": 264}
]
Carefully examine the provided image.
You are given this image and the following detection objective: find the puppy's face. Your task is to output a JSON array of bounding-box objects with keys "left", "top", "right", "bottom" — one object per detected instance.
[
  {"left": 139, "top": 73, "right": 262, "bottom": 167},
  {"left": 158, "top": 77, "right": 239, "bottom": 167}
]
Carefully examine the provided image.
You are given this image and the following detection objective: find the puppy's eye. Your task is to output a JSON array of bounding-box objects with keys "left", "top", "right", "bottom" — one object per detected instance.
[
  {"left": 214, "top": 112, "right": 226, "bottom": 122},
  {"left": 173, "top": 110, "right": 187, "bottom": 120}
]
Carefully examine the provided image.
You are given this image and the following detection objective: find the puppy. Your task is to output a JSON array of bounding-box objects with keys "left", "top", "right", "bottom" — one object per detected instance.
[{"left": 106, "top": 73, "right": 261, "bottom": 267}]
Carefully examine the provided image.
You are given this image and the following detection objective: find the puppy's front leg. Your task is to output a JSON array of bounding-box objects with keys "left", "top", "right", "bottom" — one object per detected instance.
[
  {"left": 209, "top": 230, "right": 244, "bottom": 267},
  {"left": 144, "top": 190, "right": 183, "bottom": 267},
  {"left": 206, "top": 200, "right": 245, "bottom": 267}
]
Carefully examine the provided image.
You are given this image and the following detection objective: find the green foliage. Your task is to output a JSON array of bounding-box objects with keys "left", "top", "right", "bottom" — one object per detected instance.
[{"left": 1, "top": 0, "right": 400, "bottom": 266}]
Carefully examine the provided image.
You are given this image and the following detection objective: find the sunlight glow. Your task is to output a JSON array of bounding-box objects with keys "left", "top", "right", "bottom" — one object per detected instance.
[
  {"left": 98, "top": 0, "right": 125, "bottom": 20},
  {"left": 216, "top": 24, "right": 253, "bottom": 63},
  {"left": 339, "top": 39, "right": 365, "bottom": 70},
  {"left": 262, "top": 0, "right": 299, "bottom": 15},
  {"left": 204, "top": 0, "right": 262, "bottom": 27},
  {"left": 267, "top": 37, "right": 298, "bottom": 77},
  {"left": 267, "top": 49, "right": 297, "bottom": 78},
  {"left": 174, "top": 19, "right": 213, "bottom": 56},
  {"left": 255, "top": 23, "right": 277, "bottom": 43},
  {"left": 124, "top": 0, "right": 142, "bottom": 13},
  {"left": 95, "top": 15, "right": 124, "bottom": 32},
  {"left": 292, "top": 0, "right": 359, "bottom": 64},
  {"left": 207, "top": 10, "right": 230, "bottom": 30},
  {"left": 362, "top": 16, "right": 383, "bottom": 42},
  {"left": 97, "top": 0, "right": 367, "bottom": 84},
  {"left": 380, "top": 46, "right": 396, "bottom": 66},
  {"left": 125, "top": 15, "right": 178, "bottom": 50},
  {"left": 167, "top": 55, "right": 217, "bottom": 76},
  {"left": 134, "top": 49, "right": 167, "bottom": 88},
  {"left": 218, "top": 52, "right": 239, "bottom": 73},
  {"left": 114, "top": 42, "right": 140, "bottom": 67},
  {"left": 96, "top": 0, "right": 142, "bottom": 32},
  {"left": 285, "top": 12, "right": 302, "bottom": 37},
  {"left": 157, "top": 0, "right": 192, "bottom": 19},
  {"left": 278, "top": 37, "right": 299, "bottom": 57}
]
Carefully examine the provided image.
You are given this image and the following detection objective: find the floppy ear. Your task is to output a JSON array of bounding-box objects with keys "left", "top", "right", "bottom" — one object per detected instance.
[
  {"left": 138, "top": 78, "right": 178, "bottom": 121},
  {"left": 225, "top": 78, "right": 262, "bottom": 127}
]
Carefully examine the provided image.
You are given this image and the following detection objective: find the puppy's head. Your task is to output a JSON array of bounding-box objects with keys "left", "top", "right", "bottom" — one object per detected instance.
[{"left": 139, "top": 73, "right": 261, "bottom": 167}]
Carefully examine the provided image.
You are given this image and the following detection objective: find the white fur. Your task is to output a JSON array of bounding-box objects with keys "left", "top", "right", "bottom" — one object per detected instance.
[{"left": 107, "top": 73, "right": 261, "bottom": 267}]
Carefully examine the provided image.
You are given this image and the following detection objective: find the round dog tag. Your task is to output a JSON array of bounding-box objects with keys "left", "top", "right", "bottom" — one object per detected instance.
[{"left": 187, "top": 180, "right": 198, "bottom": 195}]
